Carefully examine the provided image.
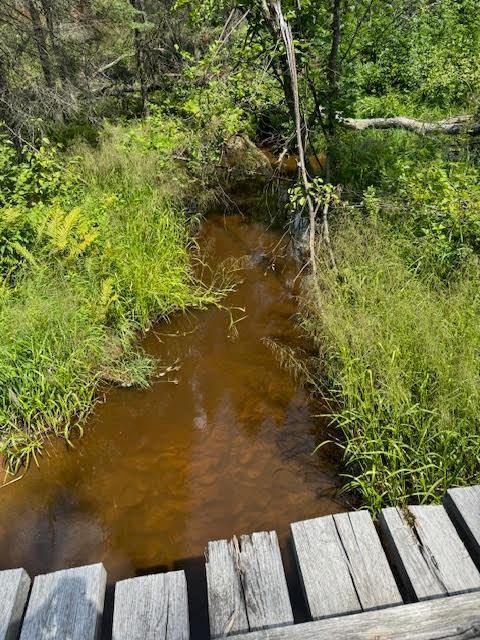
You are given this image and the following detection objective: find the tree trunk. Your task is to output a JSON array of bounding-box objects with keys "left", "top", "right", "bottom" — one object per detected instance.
[
  {"left": 326, "top": 0, "right": 341, "bottom": 137},
  {"left": 130, "top": 0, "right": 148, "bottom": 115},
  {"left": 260, "top": 0, "right": 297, "bottom": 135},
  {"left": 39, "top": 0, "right": 69, "bottom": 84},
  {"left": 269, "top": 0, "right": 320, "bottom": 276},
  {"left": 325, "top": 0, "right": 342, "bottom": 182},
  {"left": 28, "top": 0, "right": 54, "bottom": 88}
]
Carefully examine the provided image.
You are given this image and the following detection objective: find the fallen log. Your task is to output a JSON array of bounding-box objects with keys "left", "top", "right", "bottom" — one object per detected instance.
[{"left": 341, "top": 114, "right": 480, "bottom": 135}]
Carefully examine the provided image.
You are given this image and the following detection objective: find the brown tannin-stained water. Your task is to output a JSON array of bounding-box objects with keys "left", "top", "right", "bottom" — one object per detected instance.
[{"left": 0, "top": 213, "right": 348, "bottom": 637}]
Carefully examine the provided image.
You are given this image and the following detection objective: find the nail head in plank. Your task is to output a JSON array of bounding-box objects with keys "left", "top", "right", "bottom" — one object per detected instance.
[
  {"left": 206, "top": 539, "right": 249, "bottom": 638},
  {"left": 112, "top": 571, "right": 189, "bottom": 640},
  {"left": 379, "top": 505, "right": 480, "bottom": 602},
  {"left": 19, "top": 563, "right": 106, "bottom": 640},
  {"left": 292, "top": 512, "right": 401, "bottom": 621},
  {"left": 444, "top": 485, "right": 480, "bottom": 565},
  {"left": 238, "top": 531, "right": 293, "bottom": 632},
  {"left": 229, "top": 591, "right": 480, "bottom": 640},
  {"left": 0, "top": 569, "right": 30, "bottom": 640}
]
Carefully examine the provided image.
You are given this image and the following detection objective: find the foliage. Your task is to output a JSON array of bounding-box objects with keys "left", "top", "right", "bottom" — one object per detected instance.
[
  {"left": 288, "top": 177, "right": 339, "bottom": 212},
  {"left": 302, "top": 215, "right": 480, "bottom": 511},
  {"left": 394, "top": 159, "right": 480, "bottom": 278},
  {"left": 354, "top": 0, "right": 480, "bottom": 112},
  {"left": 0, "top": 116, "right": 229, "bottom": 473}
]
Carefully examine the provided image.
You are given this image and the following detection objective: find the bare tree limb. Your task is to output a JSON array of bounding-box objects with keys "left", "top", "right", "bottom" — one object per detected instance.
[
  {"left": 93, "top": 52, "right": 134, "bottom": 76},
  {"left": 341, "top": 114, "right": 480, "bottom": 135}
]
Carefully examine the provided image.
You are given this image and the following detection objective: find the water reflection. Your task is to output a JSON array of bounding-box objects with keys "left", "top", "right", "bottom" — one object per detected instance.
[{"left": 0, "top": 214, "right": 348, "bottom": 620}]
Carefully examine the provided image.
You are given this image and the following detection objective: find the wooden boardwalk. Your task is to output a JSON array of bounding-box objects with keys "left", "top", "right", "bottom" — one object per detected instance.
[{"left": 1, "top": 485, "right": 479, "bottom": 639}]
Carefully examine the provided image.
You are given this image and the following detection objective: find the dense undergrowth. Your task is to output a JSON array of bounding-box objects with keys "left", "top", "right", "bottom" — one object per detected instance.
[
  {"left": 1, "top": 0, "right": 480, "bottom": 510},
  {"left": 0, "top": 113, "right": 232, "bottom": 474},
  {"left": 301, "top": 143, "right": 480, "bottom": 510}
]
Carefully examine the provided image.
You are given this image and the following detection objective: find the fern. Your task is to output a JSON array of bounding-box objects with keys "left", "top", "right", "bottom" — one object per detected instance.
[
  {"left": 44, "top": 205, "right": 99, "bottom": 259},
  {"left": 10, "top": 241, "right": 39, "bottom": 269},
  {"left": 46, "top": 206, "right": 80, "bottom": 251},
  {"left": 68, "top": 230, "right": 99, "bottom": 260}
]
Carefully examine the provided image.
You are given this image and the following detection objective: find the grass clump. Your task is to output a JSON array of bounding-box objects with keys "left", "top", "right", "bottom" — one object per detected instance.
[
  {"left": 0, "top": 114, "right": 227, "bottom": 473},
  {"left": 301, "top": 157, "right": 480, "bottom": 511}
]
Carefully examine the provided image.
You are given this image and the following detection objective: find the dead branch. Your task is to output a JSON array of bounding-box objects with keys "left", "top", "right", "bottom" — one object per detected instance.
[
  {"left": 269, "top": 0, "right": 320, "bottom": 278},
  {"left": 341, "top": 114, "right": 480, "bottom": 135},
  {"left": 93, "top": 53, "right": 135, "bottom": 77}
]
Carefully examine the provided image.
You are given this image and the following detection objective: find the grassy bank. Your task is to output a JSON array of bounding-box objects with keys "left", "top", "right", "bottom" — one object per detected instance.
[
  {"left": 0, "top": 114, "right": 228, "bottom": 473},
  {"left": 301, "top": 151, "right": 480, "bottom": 510}
]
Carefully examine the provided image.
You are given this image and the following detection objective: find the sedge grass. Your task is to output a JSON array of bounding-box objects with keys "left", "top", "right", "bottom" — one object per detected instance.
[
  {"left": 302, "top": 217, "right": 480, "bottom": 511},
  {"left": 0, "top": 118, "right": 229, "bottom": 473}
]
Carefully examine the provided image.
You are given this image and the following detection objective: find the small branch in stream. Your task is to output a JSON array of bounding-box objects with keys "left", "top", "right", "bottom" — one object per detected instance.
[{"left": 320, "top": 199, "right": 338, "bottom": 275}]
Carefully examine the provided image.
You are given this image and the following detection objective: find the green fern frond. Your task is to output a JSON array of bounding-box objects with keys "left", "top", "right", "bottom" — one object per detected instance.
[
  {"left": 68, "top": 230, "right": 99, "bottom": 260},
  {"left": 10, "top": 241, "right": 39, "bottom": 269}
]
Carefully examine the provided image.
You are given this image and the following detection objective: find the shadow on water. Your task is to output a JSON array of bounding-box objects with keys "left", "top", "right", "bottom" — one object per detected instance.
[{"left": 0, "top": 212, "right": 353, "bottom": 639}]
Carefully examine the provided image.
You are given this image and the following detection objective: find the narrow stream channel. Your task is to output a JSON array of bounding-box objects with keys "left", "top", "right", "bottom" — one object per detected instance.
[{"left": 0, "top": 212, "right": 349, "bottom": 637}]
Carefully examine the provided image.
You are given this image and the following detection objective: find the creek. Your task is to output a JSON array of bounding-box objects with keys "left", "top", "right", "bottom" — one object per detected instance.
[{"left": 0, "top": 212, "right": 349, "bottom": 637}]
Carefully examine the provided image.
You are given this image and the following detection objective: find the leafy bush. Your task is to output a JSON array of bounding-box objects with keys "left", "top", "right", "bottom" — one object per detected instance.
[
  {"left": 394, "top": 160, "right": 480, "bottom": 278},
  {"left": 0, "top": 136, "right": 77, "bottom": 207}
]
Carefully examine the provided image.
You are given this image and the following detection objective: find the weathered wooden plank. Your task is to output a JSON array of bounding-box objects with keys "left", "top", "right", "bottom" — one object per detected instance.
[
  {"left": 205, "top": 539, "right": 248, "bottom": 638},
  {"left": 444, "top": 485, "right": 480, "bottom": 565},
  {"left": 379, "top": 505, "right": 480, "bottom": 601},
  {"left": 291, "top": 511, "right": 402, "bottom": 621},
  {"left": 333, "top": 511, "right": 403, "bottom": 610},
  {"left": 19, "top": 563, "right": 106, "bottom": 640},
  {"left": 291, "top": 515, "right": 360, "bottom": 619},
  {"left": 0, "top": 569, "right": 31, "bottom": 640},
  {"left": 229, "top": 591, "right": 480, "bottom": 640},
  {"left": 112, "top": 570, "right": 189, "bottom": 640},
  {"left": 239, "top": 531, "right": 293, "bottom": 632},
  {"left": 205, "top": 531, "right": 293, "bottom": 637}
]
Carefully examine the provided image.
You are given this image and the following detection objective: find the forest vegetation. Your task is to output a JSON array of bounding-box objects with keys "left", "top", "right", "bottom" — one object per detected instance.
[{"left": 0, "top": 0, "right": 479, "bottom": 508}]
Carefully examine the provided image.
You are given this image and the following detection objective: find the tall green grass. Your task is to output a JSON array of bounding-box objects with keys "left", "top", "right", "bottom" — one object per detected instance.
[
  {"left": 302, "top": 217, "right": 480, "bottom": 511},
  {"left": 0, "top": 116, "right": 227, "bottom": 473}
]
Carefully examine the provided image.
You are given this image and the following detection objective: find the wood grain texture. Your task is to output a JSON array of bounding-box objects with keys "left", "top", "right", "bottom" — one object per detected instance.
[
  {"left": 19, "top": 563, "right": 106, "bottom": 640},
  {"left": 379, "top": 505, "right": 480, "bottom": 602},
  {"left": 230, "top": 591, "right": 480, "bottom": 640},
  {"left": 444, "top": 485, "right": 480, "bottom": 566},
  {"left": 239, "top": 531, "right": 293, "bottom": 632},
  {"left": 112, "top": 571, "right": 189, "bottom": 640},
  {"left": 292, "top": 511, "right": 402, "bottom": 620},
  {"left": 205, "top": 539, "right": 248, "bottom": 638},
  {"left": 333, "top": 511, "right": 403, "bottom": 610},
  {"left": 0, "top": 569, "right": 31, "bottom": 640},
  {"left": 291, "top": 515, "right": 360, "bottom": 619},
  {"left": 206, "top": 532, "right": 293, "bottom": 637}
]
